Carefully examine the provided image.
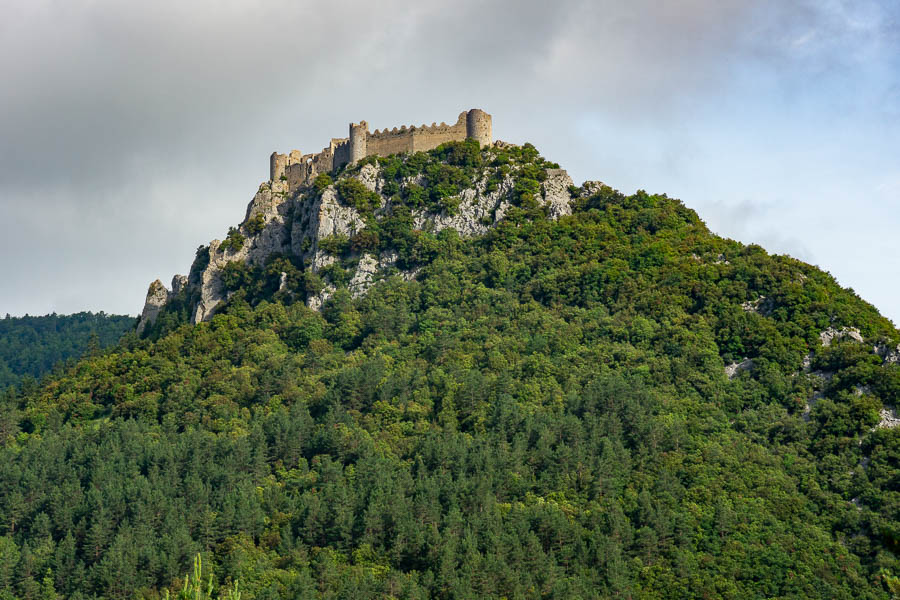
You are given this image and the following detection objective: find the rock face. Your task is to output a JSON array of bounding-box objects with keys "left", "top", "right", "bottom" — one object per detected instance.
[
  {"left": 413, "top": 174, "right": 513, "bottom": 236},
  {"left": 741, "top": 295, "right": 774, "bottom": 316},
  {"left": 136, "top": 280, "right": 170, "bottom": 335},
  {"left": 878, "top": 407, "right": 900, "bottom": 429},
  {"left": 292, "top": 186, "right": 366, "bottom": 272},
  {"left": 819, "top": 327, "right": 864, "bottom": 347},
  {"left": 725, "top": 358, "right": 754, "bottom": 379},
  {"left": 541, "top": 169, "right": 574, "bottom": 219},
  {"left": 191, "top": 180, "right": 295, "bottom": 323},
  {"left": 138, "top": 143, "right": 578, "bottom": 328}
]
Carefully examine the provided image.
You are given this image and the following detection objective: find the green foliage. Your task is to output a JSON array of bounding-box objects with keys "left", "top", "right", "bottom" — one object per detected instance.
[
  {"left": 165, "top": 554, "right": 241, "bottom": 600},
  {"left": 220, "top": 227, "right": 245, "bottom": 253},
  {"left": 317, "top": 234, "right": 351, "bottom": 257},
  {"left": 313, "top": 173, "right": 332, "bottom": 193},
  {"left": 2, "top": 144, "right": 900, "bottom": 599},
  {"left": 245, "top": 214, "right": 266, "bottom": 235},
  {"left": 335, "top": 179, "right": 379, "bottom": 215},
  {"left": 432, "top": 138, "right": 483, "bottom": 168},
  {"left": 0, "top": 312, "right": 133, "bottom": 390}
]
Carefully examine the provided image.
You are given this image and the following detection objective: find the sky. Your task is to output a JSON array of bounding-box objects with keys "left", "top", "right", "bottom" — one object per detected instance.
[{"left": 1, "top": 0, "right": 898, "bottom": 323}]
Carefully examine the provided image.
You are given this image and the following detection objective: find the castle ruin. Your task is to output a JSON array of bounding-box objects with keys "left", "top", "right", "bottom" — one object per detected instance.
[{"left": 270, "top": 108, "right": 492, "bottom": 191}]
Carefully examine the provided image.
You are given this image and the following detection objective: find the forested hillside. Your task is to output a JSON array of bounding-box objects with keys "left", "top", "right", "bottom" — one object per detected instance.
[
  {"left": 0, "top": 312, "right": 134, "bottom": 391},
  {"left": 1, "top": 142, "right": 899, "bottom": 599}
]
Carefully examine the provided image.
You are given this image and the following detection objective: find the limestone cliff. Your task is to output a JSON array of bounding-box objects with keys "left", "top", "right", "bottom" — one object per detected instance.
[{"left": 136, "top": 141, "right": 577, "bottom": 333}]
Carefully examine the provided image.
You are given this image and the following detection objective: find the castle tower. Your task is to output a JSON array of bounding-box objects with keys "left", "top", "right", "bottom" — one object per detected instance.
[
  {"left": 349, "top": 121, "right": 368, "bottom": 164},
  {"left": 270, "top": 152, "right": 288, "bottom": 181},
  {"left": 466, "top": 109, "right": 492, "bottom": 147}
]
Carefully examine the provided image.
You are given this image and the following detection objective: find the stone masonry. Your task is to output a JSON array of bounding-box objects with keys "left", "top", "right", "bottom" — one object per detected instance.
[{"left": 270, "top": 108, "right": 492, "bottom": 192}]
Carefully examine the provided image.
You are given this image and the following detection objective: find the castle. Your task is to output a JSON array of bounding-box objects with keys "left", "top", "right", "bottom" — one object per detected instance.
[{"left": 270, "top": 108, "right": 492, "bottom": 191}]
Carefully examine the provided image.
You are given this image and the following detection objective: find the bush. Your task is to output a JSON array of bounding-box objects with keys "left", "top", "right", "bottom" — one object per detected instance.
[
  {"left": 336, "top": 179, "right": 379, "bottom": 214},
  {"left": 313, "top": 173, "right": 333, "bottom": 192},
  {"left": 245, "top": 213, "right": 266, "bottom": 235},
  {"left": 220, "top": 227, "right": 245, "bottom": 253},
  {"left": 318, "top": 234, "right": 351, "bottom": 257}
]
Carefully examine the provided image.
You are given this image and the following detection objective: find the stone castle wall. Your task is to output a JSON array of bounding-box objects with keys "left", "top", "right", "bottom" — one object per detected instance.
[{"left": 271, "top": 108, "right": 492, "bottom": 191}]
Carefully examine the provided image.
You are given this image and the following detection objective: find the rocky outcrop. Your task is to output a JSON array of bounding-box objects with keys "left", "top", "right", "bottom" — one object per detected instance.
[
  {"left": 878, "top": 407, "right": 900, "bottom": 429},
  {"left": 819, "top": 326, "right": 864, "bottom": 347},
  {"left": 138, "top": 146, "right": 577, "bottom": 327},
  {"left": 725, "top": 358, "right": 754, "bottom": 379},
  {"left": 579, "top": 181, "right": 606, "bottom": 197},
  {"left": 875, "top": 343, "right": 900, "bottom": 364},
  {"left": 292, "top": 186, "right": 366, "bottom": 272},
  {"left": 191, "top": 180, "right": 295, "bottom": 323},
  {"left": 741, "top": 295, "right": 774, "bottom": 316},
  {"left": 348, "top": 253, "right": 380, "bottom": 298},
  {"left": 136, "top": 280, "right": 170, "bottom": 335},
  {"left": 541, "top": 169, "right": 574, "bottom": 219},
  {"left": 413, "top": 174, "right": 514, "bottom": 237}
]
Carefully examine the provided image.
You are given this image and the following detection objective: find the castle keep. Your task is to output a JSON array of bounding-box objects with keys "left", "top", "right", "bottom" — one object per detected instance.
[{"left": 270, "top": 108, "right": 492, "bottom": 190}]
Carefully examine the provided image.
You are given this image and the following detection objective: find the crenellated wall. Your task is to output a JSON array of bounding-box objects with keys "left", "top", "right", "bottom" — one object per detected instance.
[{"left": 271, "top": 108, "right": 492, "bottom": 191}]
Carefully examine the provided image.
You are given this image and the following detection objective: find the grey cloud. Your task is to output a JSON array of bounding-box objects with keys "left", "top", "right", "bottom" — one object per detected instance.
[{"left": 1, "top": 0, "right": 897, "bottom": 320}]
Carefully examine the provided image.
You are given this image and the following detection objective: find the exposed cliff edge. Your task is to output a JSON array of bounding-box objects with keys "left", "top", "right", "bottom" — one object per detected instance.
[{"left": 136, "top": 141, "right": 576, "bottom": 333}]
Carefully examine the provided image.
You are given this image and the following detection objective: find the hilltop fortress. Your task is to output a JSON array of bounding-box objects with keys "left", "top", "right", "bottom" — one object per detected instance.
[
  {"left": 270, "top": 108, "right": 492, "bottom": 191},
  {"left": 139, "top": 105, "right": 581, "bottom": 330}
]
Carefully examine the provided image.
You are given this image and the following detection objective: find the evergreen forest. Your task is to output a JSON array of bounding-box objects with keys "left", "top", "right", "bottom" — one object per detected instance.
[
  {"left": 0, "top": 312, "right": 134, "bottom": 391},
  {"left": 2, "top": 142, "right": 899, "bottom": 599}
]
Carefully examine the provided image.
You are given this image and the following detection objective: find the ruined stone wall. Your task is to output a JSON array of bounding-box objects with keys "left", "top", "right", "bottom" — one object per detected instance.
[
  {"left": 366, "top": 111, "right": 470, "bottom": 157},
  {"left": 272, "top": 109, "right": 491, "bottom": 188},
  {"left": 332, "top": 139, "right": 350, "bottom": 168}
]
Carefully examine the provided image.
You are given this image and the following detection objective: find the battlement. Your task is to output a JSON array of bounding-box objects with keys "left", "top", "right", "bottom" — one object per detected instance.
[{"left": 271, "top": 108, "right": 492, "bottom": 191}]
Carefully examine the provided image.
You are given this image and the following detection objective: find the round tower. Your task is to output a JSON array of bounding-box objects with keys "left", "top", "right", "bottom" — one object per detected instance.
[
  {"left": 466, "top": 109, "right": 492, "bottom": 147},
  {"left": 270, "top": 152, "right": 287, "bottom": 181},
  {"left": 349, "top": 121, "right": 368, "bottom": 164}
]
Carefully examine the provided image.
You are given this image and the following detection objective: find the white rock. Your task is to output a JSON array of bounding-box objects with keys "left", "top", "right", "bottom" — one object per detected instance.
[
  {"left": 292, "top": 186, "right": 365, "bottom": 272},
  {"left": 819, "top": 327, "right": 864, "bottom": 347},
  {"left": 878, "top": 407, "right": 900, "bottom": 429},
  {"left": 413, "top": 174, "right": 516, "bottom": 236},
  {"left": 356, "top": 163, "right": 379, "bottom": 192},
  {"left": 579, "top": 180, "right": 605, "bottom": 197},
  {"left": 801, "top": 353, "right": 812, "bottom": 372},
  {"left": 875, "top": 343, "right": 900, "bottom": 364},
  {"left": 741, "top": 295, "right": 773, "bottom": 316},
  {"left": 801, "top": 391, "right": 823, "bottom": 422},
  {"left": 306, "top": 284, "right": 336, "bottom": 311},
  {"left": 540, "top": 169, "right": 574, "bottom": 219},
  {"left": 171, "top": 274, "right": 188, "bottom": 296},
  {"left": 136, "top": 279, "right": 169, "bottom": 335},
  {"left": 725, "top": 358, "right": 754, "bottom": 379},
  {"left": 348, "top": 254, "right": 379, "bottom": 298}
]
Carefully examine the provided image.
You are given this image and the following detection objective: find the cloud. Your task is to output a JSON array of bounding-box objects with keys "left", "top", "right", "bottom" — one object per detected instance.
[{"left": 1, "top": 0, "right": 898, "bottom": 321}]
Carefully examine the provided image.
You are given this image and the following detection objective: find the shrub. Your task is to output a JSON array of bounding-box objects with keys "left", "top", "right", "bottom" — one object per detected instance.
[
  {"left": 221, "top": 227, "right": 245, "bottom": 253},
  {"left": 245, "top": 213, "right": 266, "bottom": 235},
  {"left": 403, "top": 183, "right": 426, "bottom": 208},
  {"left": 318, "top": 234, "right": 352, "bottom": 256},
  {"left": 336, "top": 179, "right": 378, "bottom": 214},
  {"left": 319, "top": 262, "right": 352, "bottom": 287},
  {"left": 221, "top": 261, "right": 250, "bottom": 290},
  {"left": 313, "top": 173, "right": 333, "bottom": 192}
]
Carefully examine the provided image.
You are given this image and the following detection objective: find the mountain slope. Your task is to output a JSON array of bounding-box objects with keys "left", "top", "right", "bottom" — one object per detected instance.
[
  {"left": 0, "top": 312, "right": 134, "bottom": 391},
  {"left": 2, "top": 141, "right": 900, "bottom": 599}
]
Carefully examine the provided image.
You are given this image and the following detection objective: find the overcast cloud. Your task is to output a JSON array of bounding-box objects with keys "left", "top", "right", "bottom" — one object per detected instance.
[{"left": 1, "top": 0, "right": 898, "bottom": 323}]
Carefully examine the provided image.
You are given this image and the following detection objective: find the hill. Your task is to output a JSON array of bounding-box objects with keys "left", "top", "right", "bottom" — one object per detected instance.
[
  {"left": 0, "top": 312, "right": 134, "bottom": 391},
  {"left": 1, "top": 139, "right": 900, "bottom": 599}
]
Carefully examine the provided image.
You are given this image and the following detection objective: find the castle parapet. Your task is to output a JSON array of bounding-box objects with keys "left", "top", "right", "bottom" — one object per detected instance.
[{"left": 271, "top": 108, "right": 492, "bottom": 189}]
